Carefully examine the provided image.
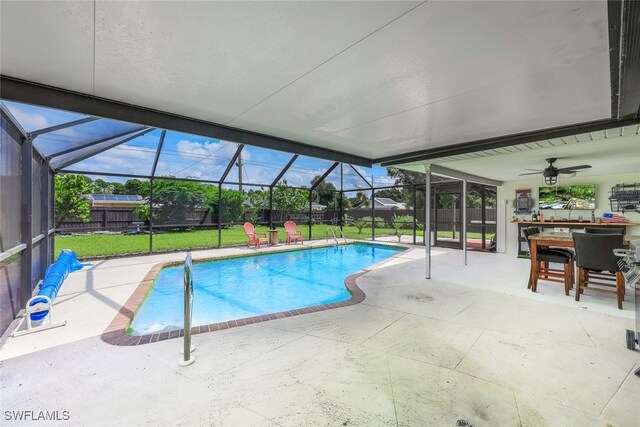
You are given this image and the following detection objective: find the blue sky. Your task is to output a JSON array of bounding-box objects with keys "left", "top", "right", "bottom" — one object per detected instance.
[{"left": 4, "top": 100, "right": 396, "bottom": 188}]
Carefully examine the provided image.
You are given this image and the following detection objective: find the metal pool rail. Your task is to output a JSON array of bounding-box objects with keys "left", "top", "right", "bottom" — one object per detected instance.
[{"left": 179, "top": 251, "right": 196, "bottom": 367}]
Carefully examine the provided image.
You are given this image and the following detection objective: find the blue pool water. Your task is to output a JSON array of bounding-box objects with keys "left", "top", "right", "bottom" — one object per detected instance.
[{"left": 129, "top": 243, "right": 403, "bottom": 335}]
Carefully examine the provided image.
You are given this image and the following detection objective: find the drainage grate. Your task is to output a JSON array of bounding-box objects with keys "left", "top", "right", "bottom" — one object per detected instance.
[{"left": 456, "top": 420, "right": 474, "bottom": 427}]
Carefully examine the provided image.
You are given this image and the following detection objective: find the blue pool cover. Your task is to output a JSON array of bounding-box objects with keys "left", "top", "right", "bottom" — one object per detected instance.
[{"left": 129, "top": 243, "right": 403, "bottom": 335}]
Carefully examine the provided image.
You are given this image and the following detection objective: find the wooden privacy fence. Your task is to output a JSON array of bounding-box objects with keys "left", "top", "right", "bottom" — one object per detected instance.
[{"left": 57, "top": 207, "right": 497, "bottom": 233}]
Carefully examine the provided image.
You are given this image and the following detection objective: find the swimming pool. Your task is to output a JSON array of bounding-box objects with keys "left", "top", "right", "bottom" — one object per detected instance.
[{"left": 128, "top": 243, "right": 403, "bottom": 336}]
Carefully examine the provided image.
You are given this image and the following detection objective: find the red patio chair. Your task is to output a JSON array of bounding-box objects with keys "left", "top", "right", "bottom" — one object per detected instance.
[
  {"left": 284, "top": 220, "right": 303, "bottom": 245},
  {"left": 243, "top": 222, "right": 269, "bottom": 249}
]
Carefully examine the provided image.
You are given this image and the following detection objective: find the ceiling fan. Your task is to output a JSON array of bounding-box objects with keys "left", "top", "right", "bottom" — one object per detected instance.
[{"left": 519, "top": 158, "right": 591, "bottom": 185}]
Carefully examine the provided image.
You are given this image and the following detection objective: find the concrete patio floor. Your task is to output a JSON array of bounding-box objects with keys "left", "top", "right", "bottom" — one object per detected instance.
[{"left": 1, "top": 241, "right": 638, "bottom": 426}]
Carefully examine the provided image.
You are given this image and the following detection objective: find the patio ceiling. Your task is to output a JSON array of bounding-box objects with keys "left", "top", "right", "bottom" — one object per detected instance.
[
  {"left": 394, "top": 124, "right": 640, "bottom": 182},
  {"left": 2, "top": 1, "right": 634, "bottom": 164}
]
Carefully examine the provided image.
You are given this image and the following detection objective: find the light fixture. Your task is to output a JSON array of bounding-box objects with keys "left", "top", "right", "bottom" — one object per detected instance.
[{"left": 544, "top": 175, "right": 557, "bottom": 186}]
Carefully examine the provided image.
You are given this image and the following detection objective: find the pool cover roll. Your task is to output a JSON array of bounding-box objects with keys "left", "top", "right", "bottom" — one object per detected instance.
[{"left": 29, "top": 250, "right": 87, "bottom": 321}]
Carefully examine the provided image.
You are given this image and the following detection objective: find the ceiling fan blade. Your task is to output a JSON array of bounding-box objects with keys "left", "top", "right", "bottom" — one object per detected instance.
[
  {"left": 518, "top": 172, "right": 542, "bottom": 176},
  {"left": 523, "top": 168, "right": 543, "bottom": 172},
  {"left": 557, "top": 165, "right": 591, "bottom": 173}
]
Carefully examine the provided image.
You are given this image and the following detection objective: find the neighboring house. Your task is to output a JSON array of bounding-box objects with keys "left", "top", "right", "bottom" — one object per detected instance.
[
  {"left": 363, "top": 197, "right": 408, "bottom": 210},
  {"left": 89, "top": 194, "right": 143, "bottom": 208},
  {"left": 311, "top": 202, "right": 327, "bottom": 211}
]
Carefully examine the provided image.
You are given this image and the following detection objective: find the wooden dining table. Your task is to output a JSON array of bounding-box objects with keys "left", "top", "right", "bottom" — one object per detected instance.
[{"left": 528, "top": 231, "right": 639, "bottom": 289}]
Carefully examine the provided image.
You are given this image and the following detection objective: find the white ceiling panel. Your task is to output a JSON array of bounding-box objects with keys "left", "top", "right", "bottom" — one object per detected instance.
[
  {"left": 1, "top": 1, "right": 613, "bottom": 163},
  {"left": 232, "top": 1, "right": 610, "bottom": 158},
  {"left": 92, "top": 1, "right": 419, "bottom": 124},
  {"left": 0, "top": 1, "right": 95, "bottom": 93}
]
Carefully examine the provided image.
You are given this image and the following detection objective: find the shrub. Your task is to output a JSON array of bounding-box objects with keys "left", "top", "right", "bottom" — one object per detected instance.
[
  {"left": 392, "top": 214, "right": 414, "bottom": 232},
  {"left": 356, "top": 216, "right": 386, "bottom": 232}
]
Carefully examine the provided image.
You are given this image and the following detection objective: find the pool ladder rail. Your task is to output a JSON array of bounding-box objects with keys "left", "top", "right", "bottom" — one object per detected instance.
[
  {"left": 179, "top": 251, "right": 196, "bottom": 367},
  {"left": 326, "top": 227, "right": 347, "bottom": 246}
]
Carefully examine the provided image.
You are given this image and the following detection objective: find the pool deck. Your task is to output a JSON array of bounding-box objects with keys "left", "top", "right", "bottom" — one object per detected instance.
[{"left": 1, "top": 240, "right": 638, "bottom": 426}]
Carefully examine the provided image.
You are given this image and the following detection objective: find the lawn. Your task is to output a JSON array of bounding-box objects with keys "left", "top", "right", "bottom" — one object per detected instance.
[{"left": 55, "top": 224, "right": 492, "bottom": 258}]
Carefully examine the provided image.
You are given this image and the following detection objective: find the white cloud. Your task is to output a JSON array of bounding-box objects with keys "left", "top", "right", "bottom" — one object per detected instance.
[{"left": 11, "top": 106, "right": 49, "bottom": 131}]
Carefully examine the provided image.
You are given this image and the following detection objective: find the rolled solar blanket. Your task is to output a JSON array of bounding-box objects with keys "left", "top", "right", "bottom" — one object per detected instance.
[{"left": 29, "top": 250, "right": 86, "bottom": 321}]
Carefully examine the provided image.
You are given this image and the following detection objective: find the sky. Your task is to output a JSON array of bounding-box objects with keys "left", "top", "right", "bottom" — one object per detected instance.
[{"left": 4, "top": 100, "right": 397, "bottom": 189}]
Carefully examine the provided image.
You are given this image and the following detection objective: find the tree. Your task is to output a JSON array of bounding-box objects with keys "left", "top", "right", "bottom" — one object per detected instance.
[
  {"left": 385, "top": 167, "right": 425, "bottom": 208},
  {"left": 54, "top": 174, "right": 95, "bottom": 227},
  {"left": 212, "top": 188, "right": 245, "bottom": 223},
  {"left": 123, "top": 179, "right": 150, "bottom": 197},
  {"left": 93, "top": 179, "right": 111, "bottom": 194},
  {"left": 386, "top": 167, "right": 424, "bottom": 185},
  {"left": 374, "top": 188, "right": 403, "bottom": 201},
  {"left": 152, "top": 179, "right": 209, "bottom": 224},
  {"left": 246, "top": 188, "right": 268, "bottom": 224},
  {"left": 310, "top": 175, "right": 337, "bottom": 207},
  {"left": 110, "top": 182, "right": 126, "bottom": 195},
  {"left": 350, "top": 191, "right": 369, "bottom": 209},
  {"left": 272, "top": 180, "right": 308, "bottom": 222}
]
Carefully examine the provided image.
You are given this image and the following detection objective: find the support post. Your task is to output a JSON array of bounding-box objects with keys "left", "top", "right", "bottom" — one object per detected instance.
[
  {"left": 149, "top": 179, "right": 154, "bottom": 253},
  {"left": 41, "top": 157, "right": 49, "bottom": 279},
  {"left": 308, "top": 191, "right": 313, "bottom": 240},
  {"left": 339, "top": 164, "right": 344, "bottom": 232},
  {"left": 49, "top": 170, "right": 55, "bottom": 265},
  {"left": 21, "top": 136, "right": 34, "bottom": 304},
  {"left": 413, "top": 184, "right": 417, "bottom": 245},
  {"left": 463, "top": 179, "right": 468, "bottom": 266},
  {"left": 425, "top": 165, "right": 431, "bottom": 279},
  {"left": 371, "top": 177, "right": 375, "bottom": 241},
  {"left": 481, "top": 185, "right": 486, "bottom": 250},
  {"left": 218, "top": 183, "right": 222, "bottom": 248},
  {"left": 269, "top": 187, "right": 274, "bottom": 229}
]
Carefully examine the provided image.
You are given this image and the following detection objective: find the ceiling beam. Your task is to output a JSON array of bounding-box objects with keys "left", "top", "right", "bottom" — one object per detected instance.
[
  {"left": 270, "top": 154, "right": 298, "bottom": 188},
  {"left": 616, "top": 0, "right": 640, "bottom": 119},
  {"left": 0, "top": 76, "right": 372, "bottom": 167},
  {"left": 377, "top": 116, "right": 640, "bottom": 166},
  {"left": 608, "top": 0, "right": 623, "bottom": 119},
  {"left": 150, "top": 130, "right": 167, "bottom": 177},
  {"left": 219, "top": 144, "right": 245, "bottom": 184},
  {"left": 349, "top": 164, "right": 372, "bottom": 188},
  {"left": 430, "top": 164, "right": 503, "bottom": 187},
  {"left": 309, "top": 162, "right": 340, "bottom": 192},
  {"left": 30, "top": 116, "right": 100, "bottom": 137},
  {"left": 52, "top": 127, "right": 155, "bottom": 171},
  {"left": 47, "top": 126, "right": 148, "bottom": 159},
  {"left": 0, "top": 101, "right": 27, "bottom": 139}
]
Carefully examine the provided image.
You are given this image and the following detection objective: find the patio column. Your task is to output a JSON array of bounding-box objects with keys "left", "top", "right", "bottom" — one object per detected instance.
[
  {"left": 424, "top": 164, "right": 431, "bottom": 279},
  {"left": 217, "top": 183, "right": 222, "bottom": 248},
  {"left": 268, "top": 187, "right": 273, "bottom": 229},
  {"left": 308, "top": 191, "right": 312, "bottom": 240},
  {"left": 371, "top": 176, "right": 375, "bottom": 241},
  {"left": 21, "top": 135, "right": 33, "bottom": 304},
  {"left": 463, "top": 179, "right": 468, "bottom": 266},
  {"left": 149, "top": 179, "right": 153, "bottom": 253}
]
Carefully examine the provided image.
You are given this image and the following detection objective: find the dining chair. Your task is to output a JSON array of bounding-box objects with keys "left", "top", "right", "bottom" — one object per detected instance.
[
  {"left": 529, "top": 226, "right": 575, "bottom": 259},
  {"left": 523, "top": 227, "right": 573, "bottom": 294},
  {"left": 585, "top": 227, "right": 625, "bottom": 235},
  {"left": 572, "top": 233, "right": 625, "bottom": 309}
]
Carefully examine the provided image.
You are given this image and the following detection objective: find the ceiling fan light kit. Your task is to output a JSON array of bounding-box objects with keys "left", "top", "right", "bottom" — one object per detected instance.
[{"left": 519, "top": 158, "right": 592, "bottom": 185}]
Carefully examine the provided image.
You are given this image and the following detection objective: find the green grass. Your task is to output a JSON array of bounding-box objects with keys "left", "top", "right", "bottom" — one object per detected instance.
[{"left": 54, "top": 224, "right": 494, "bottom": 258}]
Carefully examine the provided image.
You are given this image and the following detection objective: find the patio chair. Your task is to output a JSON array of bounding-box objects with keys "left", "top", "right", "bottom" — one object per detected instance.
[
  {"left": 243, "top": 222, "right": 269, "bottom": 249},
  {"left": 522, "top": 227, "right": 573, "bottom": 294},
  {"left": 284, "top": 220, "right": 303, "bottom": 245},
  {"left": 572, "top": 233, "right": 625, "bottom": 309},
  {"left": 585, "top": 227, "right": 625, "bottom": 235}
]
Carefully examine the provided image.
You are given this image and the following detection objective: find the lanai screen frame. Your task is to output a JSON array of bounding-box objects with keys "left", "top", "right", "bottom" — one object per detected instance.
[{"left": 1, "top": 98, "right": 437, "bottom": 258}]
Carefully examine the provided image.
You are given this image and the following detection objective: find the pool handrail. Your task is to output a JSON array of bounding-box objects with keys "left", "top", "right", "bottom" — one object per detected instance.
[
  {"left": 179, "top": 251, "right": 196, "bottom": 366},
  {"left": 326, "top": 227, "right": 347, "bottom": 245}
]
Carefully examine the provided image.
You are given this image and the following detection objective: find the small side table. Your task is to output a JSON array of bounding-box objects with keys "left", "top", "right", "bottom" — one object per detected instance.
[{"left": 268, "top": 229, "right": 279, "bottom": 246}]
